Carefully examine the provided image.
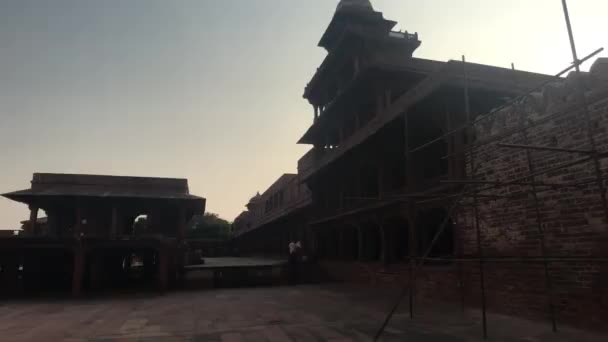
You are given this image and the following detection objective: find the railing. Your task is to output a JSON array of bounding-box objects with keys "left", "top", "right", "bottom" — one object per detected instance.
[
  {"left": 388, "top": 31, "right": 418, "bottom": 41},
  {"left": 312, "top": 195, "right": 392, "bottom": 223},
  {"left": 234, "top": 191, "right": 313, "bottom": 237},
  {"left": 298, "top": 148, "right": 326, "bottom": 180}
]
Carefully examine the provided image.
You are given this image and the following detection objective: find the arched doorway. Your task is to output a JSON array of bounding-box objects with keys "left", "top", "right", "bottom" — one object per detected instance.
[
  {"left": 338, "top": 224, "right": 359, "bottom": 260},
  {"left": 383, "top": 216, "right": 410, "bottom": 263},
  {"left": 359, "top": 222, "right": 381, "bottom": 261},
  {"left": 416, "top": 208, "right": 455, "bottom": 258}
]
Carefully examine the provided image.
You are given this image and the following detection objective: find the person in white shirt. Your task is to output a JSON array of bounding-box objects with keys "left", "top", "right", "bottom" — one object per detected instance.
[
  {"left": 288, "top": 241, "right": 298, "bottom": 285},
  {"left": 289, "top": 241, "right": 296, "bottom": 255}
]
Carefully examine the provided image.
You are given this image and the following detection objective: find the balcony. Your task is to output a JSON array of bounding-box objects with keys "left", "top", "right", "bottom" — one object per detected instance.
[
  {"left": 388, "top": 31, "right": 418, "bottom": 41},
  {"left": 235, "top": 176, "right": 313, "bottom": 236},
  {"left": 298, "top": 148, "right": 328, "bottom": 180}
]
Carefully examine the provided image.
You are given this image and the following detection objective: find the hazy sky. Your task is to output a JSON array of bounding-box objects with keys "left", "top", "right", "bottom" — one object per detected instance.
[{"left": 0, "top": 0, "right": 606, "bottom": 229}]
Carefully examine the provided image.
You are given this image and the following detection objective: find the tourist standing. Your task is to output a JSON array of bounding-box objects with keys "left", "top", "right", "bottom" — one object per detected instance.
[{"left": 288, "top": 241, "right": 297, "bottom": 285}]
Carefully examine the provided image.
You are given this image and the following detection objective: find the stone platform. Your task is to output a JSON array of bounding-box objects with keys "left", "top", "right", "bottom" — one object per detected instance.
[
  {"left": 1, "top": 284, "right": 606, "bottom": 342},
  {"left": 184, "top": 257, "right": 286, "bottom": 270},
  {"left": 183, "top": 257, "right": 287, "bottom": 289}
]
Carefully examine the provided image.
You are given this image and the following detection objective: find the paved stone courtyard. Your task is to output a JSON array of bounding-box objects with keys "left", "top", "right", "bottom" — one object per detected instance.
[{"left": 0, "top": 285, "right": 605, "bottom": 342}]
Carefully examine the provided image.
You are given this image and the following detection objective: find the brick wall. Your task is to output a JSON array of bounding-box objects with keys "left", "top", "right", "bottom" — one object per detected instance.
[{"left": 454, "top": 63, "right": 608, "bottom": 329}]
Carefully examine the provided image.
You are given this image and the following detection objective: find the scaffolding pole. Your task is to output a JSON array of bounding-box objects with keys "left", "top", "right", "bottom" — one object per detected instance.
[
  {"left": 408, "top": 48, "right": 603, "bottom": 156},
  {"left": 372, "top": 2, "right": 607, "bottom": 339},
  {"left": 463, "top": 55, "right": 489, "bottom": 339},
  {"left": 435, "top": 48, "right": 604, "bottom": 163},
  {"left": 512, "top": 77, "right": 558, "bottom": 332},
  {"left": 561, "top": 0, "right": 608, "bottom": 226}
]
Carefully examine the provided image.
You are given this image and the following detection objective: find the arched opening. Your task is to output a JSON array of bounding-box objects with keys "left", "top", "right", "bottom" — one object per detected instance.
[
  {"left": 343, "top": 225, "right": 359, "bottom": 260},
  {"left": 329, "top": 228, "right": 340, "bottom": 259},
  {"left": 131, "top": 214, "right": 148, "bottom": 236},
  {"left": 383, "top": 216, "right": 410, "bottom": 263},
  {"left": 360, "top": 222, "right": 381, "bottom": 261},
  {"left": 124, "top": 213, "right": 149, "bottom": 236},
  {"left": 360, "top": 165, "right": 379, "bottom": 198},
  {"left": 317, "top": 227, "right": 329, "bottom": 259},
  {"left": 87, "top": 247, "right": 158, "bottom": 291},
  {"left": 409, "top": 111, "right": 448, "bottom": 181},
  {"left": 20, "top": 209, "right": 48, "bottom": 236},
  {"left": 416, "top": 208, "right": 455, "bottom": 259},
  {"left": 2, "top": 249, "right": 73, "bottom": 295}
]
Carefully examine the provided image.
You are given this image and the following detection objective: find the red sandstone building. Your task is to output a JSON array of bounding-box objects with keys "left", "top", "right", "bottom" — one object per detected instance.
[
  {"left": 237, "top": 0, "right": 608, "bottom": 331},
  {"left": 233, "top": 174, "right": 311, "bottom": 256},
  {"left": 1, "top": 173, "right": 205, "bottom": 296}
]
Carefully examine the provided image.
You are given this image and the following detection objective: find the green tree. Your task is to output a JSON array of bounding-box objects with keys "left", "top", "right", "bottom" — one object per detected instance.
[{"left": 188, "top": 213, "right": 232, "bottom": 240}]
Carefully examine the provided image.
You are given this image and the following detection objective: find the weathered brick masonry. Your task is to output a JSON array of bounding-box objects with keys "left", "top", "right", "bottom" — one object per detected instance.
[{"left": 454, "top": 66, "right": 608, "bottom": 329}]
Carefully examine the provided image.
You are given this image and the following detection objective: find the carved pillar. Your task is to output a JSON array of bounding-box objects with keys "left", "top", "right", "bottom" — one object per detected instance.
[
  {"left": 89, "top": 253, "right": 103, "bottom": 291},
  {"left": 310, "top": 228, "right": 319, "bottom": 258},
  {"left": 28, "top": 206, "right": 39, "bottom": 236},
  {"left": 407, "top": 204, "right": 418, "bottom": 311},
  {"left": 177, "top": 207, "right": 187, "bottom": 242},
  {"left": 385, "top": 88, "right": 392, "bottom": 109},
  {"left": 46, "top": 210, "right": 59, "bottom": 237},
  {"left": 338, "top": 180, "right": 344, "bottom": 210},
  {"left": 404, "top": 112, "right": 415, "bottom": 191},
  {"left": 337, "top": 228, "right": 346, "bottom": 260},
  {"left": 110, "top": 207, "right": 119, "bottom": 239},
  {"left": 74, "top": 207, "right": 84, "bottom": 238},
  {"left": 71, "top": 245, "right": 85, "bottom": 297},
  {"left": 158, "top": 246, "right": 169, "bottom": 292},
  {"left": 407, "top": 204, "right": 418, "bottom": 258},
  {"left": 380, "top": 223, "right": 391, "bottom": 266},
  {"left": 357, "top": 226, "right": 365, "bottom": 261},
  {"left": 355, "top": 167, "right": 362, "bottom": 199},
  {"left": 377, "top": 163, "right": 384, "bottom": 200},
  {"left": 4, "top": 255, "right": 19, "bottom": 294},
  {"left": 375, "top": 91, "right": 384, "bottom": 116}
]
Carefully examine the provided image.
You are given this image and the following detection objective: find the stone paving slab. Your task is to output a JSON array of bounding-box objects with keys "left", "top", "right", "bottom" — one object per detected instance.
[{"left": 0, "top": 285, "right": 606, "bottom": 342}]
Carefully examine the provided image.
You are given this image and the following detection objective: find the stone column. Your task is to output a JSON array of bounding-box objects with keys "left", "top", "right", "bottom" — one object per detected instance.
[
  {"left": 355, "top": 167, "right": 362, "bottom": 199},
  {"left": 72, "top": 246, "right": 85, "bottom": 297},
  {"left": 110, "top": 207, "right": 119, "bottom": 239},
  {"left": 4, "top": 255, "right": 19, "bottom": 294},
  {"left": 338, "top": 181, "right": 344, "bottom": 210},
  {"left": 177, "top": 207, "right": 187, "bottom": 242},
  {"left": 158, "top": 246, "right": 169, "bottom": 292},
  {"left": 377, "top": 163, "right": 384, "bottom": 200},
  {"left": 406, "top": 204, "right": 418, "bottom": 311},
  {"left": 89, "top": 253, "right": 103, "bottom": 291},
  {"left": 380, "top": 224, "right": 391, "bottom": 266},
  {"left": 74, "top": 207, "right": 83, "bottom": 238},
  {"left": 385, "top": 88, "right": 392, "bottom": 109},
  {"left": 357, "top": 226, "right": 365, "bottom": 261},
  {"left": 375, "top": 92, "right": 384, "bottom": 116},
  {"left": 309, "top": 228, "right": 318, "bottom": 258},
  {"left": 407, "top": 204, "right": 418, "bottom": 259},
  {"left": 28, "top": 206, "right": 39, "bottom": 236},
  {"left": 46, "top": 210, "right": 58, "bottom": 237}
]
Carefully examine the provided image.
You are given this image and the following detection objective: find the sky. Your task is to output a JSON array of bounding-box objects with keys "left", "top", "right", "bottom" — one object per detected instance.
[{"left": 0, "top": 0, "right": 606, "bottom": 229}]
